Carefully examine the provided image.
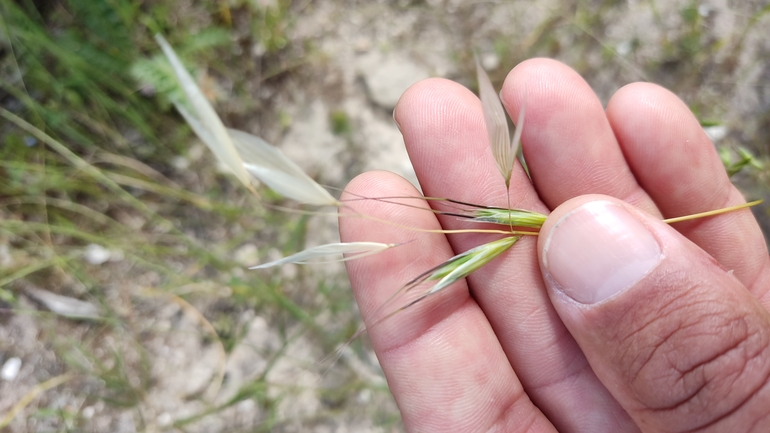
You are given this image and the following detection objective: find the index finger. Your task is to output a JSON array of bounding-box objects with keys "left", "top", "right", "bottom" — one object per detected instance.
[{"left": 339, "top": 171, "right": 555, "bottom": 433}]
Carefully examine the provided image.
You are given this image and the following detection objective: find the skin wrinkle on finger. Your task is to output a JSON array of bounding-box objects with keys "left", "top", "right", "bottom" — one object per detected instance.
[
  {"left": 608, "top": 86, "right": 728, "bottom": 208},
  {"left": 402, "top": 80, "right": 502, "bottom": 202},
  {"left": 486, "top": 393, "right": 555, "bottom": 433},
  {"left": 479, "top": 236, "right": 625, "bottom": 430},
  {"left": 747, "top": 258, "right": 770, "bottom": 308},
  {"left": 545, "top": 199, "right": 770, "bottom": 431},
  {"left": 494, "top": 279, "right": 594, "bottom": 389},
  {"left": 645, "top": 324, "right": 770, "bottom": 433},
  {"left": 667, "top": 315, "right": 759, "bottom": 395},
  {"left": 380, "top": 296, "right": 555, "bottom": 433},
  {"left": 625, "top": 300, "right": 750, "bottom": 401},
  {"left": 468, "top": 240, "right": 593, "bottom": 387},
  {"left": 611, "top": 276, "right": 709, "bottom": 382},
  {"left": 612, "top": 271, "right": 768, "bottom": 416},
  {"left": 384, "top": 302, "right": 521, "bottom": 431}
]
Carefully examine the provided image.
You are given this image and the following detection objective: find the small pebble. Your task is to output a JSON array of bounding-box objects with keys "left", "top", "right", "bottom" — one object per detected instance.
[
  {"left": 704, "top": 125, "right": 728, "bottom": 143},
  {"left": 82, "top": 405, "right": 96, "bottom": 419},
  {"left": 157, "top": 412, "right": 173, "bottom": 427},
  {"left": 1, "top": 357, "right": 22, "bottom": 381},
  {"left": 480, "top": 52, "right": 500, "bottom": 71},
  {"left": 84, "top": 244, "right": 111, "bottom": 265},
  {"left": 616, "top": 40, "right": 633, "bottom": 56}
]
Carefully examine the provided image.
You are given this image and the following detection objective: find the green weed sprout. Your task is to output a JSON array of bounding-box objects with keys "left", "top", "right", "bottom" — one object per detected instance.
[
  {"left": 155, "top": 35, "right": 762, "bottom": 342},
  {"left": 719, "top": 145, "right": 764, "bottom": 178}
]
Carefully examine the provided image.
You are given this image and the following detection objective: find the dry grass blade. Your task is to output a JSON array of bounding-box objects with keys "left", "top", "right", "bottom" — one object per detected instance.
[
  {"left": 155, "top": 34, "right": 252, "bottom": 189},
  {"left": 662, "top": 199, "right": 764, "bottom": 224},
  {"left": 138, "top": 288, "right": 228, "bottom": 401},
  {"left": 476, "top": 57, "right": 513, "bottom": 188},
  {"left": 228, "top": 128, "right": 339, "bottom": 206},
  {"left": 0, "top": 373, "right": 74, "bottom": 428},
  {"left": 250, "top": 242, "right": 396, "bottom": 269}
]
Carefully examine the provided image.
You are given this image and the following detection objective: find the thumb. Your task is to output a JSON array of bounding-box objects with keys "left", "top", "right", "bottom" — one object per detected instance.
[{"left": 538, "top": 195, "right": 770, "bottom": 432}]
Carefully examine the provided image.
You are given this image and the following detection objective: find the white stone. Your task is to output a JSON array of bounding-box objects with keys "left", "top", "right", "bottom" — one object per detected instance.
[
  {"left": 84, "top": 244, "right": 111, "bottom": 265},
  {"left": 0, "top": 244, "right": 11, "bottom": 268},
  {"left": 1, "top": 357, "right": 21, "bottom": 381},
  {"left": 616, "top": 40, "right": 633, "bottom": 56},
  {"left": 170, "top": 155, "right": 190, "bottom": 170},
  {"left": 81, "top": 405, "right": 95, "bottom": 419},
  {"left": 157, "top": 412, "right": 173, "bottom": 427},
  {"left": 233, "top": 243, "right": 259, "bottom": 266},
  {"left": 357, "top": 51, "right": 431, "bottom": 109},
  {"left": 480, "top": 52, "right": 501, "bottom": 71},
  {"left": 26, "top": 287, "right": 101, "bottom": 319},
  {"left": 704, "top": 125, "right": 728, "bottom": 143}
]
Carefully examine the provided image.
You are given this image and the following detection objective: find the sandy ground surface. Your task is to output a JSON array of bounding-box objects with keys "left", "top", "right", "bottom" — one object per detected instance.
[{"left": 1, "top": 0, "right": 769, "bottom": 431}]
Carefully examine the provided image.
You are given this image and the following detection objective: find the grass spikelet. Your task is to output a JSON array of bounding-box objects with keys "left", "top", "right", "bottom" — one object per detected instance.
[
  {"left": 228, "top": 128, "right": 339, "bottom": 206},
  {"left": 468, "top": 208, "right": 545, "bottom": 228},
  {"left": 344, "top": 235, "right": 521, "bottom": 346},
  {"left": 250, "top": 242, "right": 397, "bottom": 269},
  {"left": 440, "top": 206, "right": 547, "bottom": 228},
  {"left": 158, "top": 35, "right": 339, "bottom": 206},
  {"left": 422, "top": 235, "right": 520, "bottom": 295},
  {"left": 155, "top": 34, "right": 252, "bottom": 189},
  {"left": 476, "top": 57, "right": 514, "bottom": 188}
]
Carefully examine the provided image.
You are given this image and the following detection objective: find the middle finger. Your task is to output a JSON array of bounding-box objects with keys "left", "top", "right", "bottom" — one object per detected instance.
[{"left": 394, "top": 75, "right": 637, "bottom": 432}]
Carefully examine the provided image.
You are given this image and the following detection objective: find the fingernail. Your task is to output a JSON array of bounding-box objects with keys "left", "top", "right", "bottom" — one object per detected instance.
[
  {"left": 392, "top": 108, "right": 403, "bottom": 133},
  {"left": 542, "top": 201, "right": 662, "bottom": 304}
]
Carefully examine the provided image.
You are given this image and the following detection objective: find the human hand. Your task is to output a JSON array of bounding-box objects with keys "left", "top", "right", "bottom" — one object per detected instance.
[{"left": 339, "top": 58, "right": 770, "bottom": 432}]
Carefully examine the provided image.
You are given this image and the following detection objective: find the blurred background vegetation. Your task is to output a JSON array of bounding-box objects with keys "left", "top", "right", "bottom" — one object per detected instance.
[{"left": 0, "top": 0, "right": 768, "bottom": 431}]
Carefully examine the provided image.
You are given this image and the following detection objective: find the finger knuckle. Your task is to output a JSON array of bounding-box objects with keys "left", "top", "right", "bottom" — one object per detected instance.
[{"left": 619, "top": 289, "right": 770, "bottom": 431}]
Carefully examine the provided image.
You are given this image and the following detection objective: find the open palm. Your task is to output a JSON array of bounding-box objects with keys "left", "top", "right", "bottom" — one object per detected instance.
[{"left": 339, "top": 59, "right": 770, "bottom": 432}]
